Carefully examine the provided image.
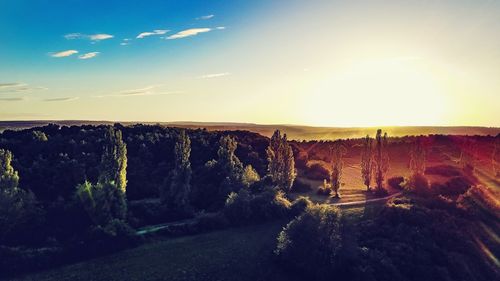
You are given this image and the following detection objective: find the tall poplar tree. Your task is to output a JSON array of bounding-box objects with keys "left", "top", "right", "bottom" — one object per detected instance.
[
  {"left": 167, "top": 130, "right": 192, "bottom": 210},
  {"left": 330, "top": 143, "right": 346, "bottom": 198},
  {"left": 360, "top": 135, "right": 373, "bottom": 191},
  {"left": 374, "top": 129, "right": 389, "bottom": 192},
  {"left": 266, "top": 130, "right": 296, "bottom": 191}
]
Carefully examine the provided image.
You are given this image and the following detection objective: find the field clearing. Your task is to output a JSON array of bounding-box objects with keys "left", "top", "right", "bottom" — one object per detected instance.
[
  {"left": 11, "top": 221, "right": 301, "bottom": 281},
  {"left": 11, "top": 202, "right": 387, "bottom": 281}
]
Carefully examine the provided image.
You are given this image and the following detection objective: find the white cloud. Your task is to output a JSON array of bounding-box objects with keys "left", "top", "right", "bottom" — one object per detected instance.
[
  {"left": 95, "top": 85, "right": 181, "bottom": 98},
  {"left": 64, "top": 33, "right": 114, "bottom": 41},
  {"left": 0, "top": 83, "right": 47, "bottom": 94},
  {"left": 64, "top": 33, "right": 83, "bottom": 39},
  {"left": 200, "top": 72, "right": 231, "bottom": 79},
  {"left": 43, "top": 97, "right": 79, "bottom": 102},
  {"left": 136, "top": 29, "right": 169, "bottom": 39},
  {"left": 89, "top": 34, "right": 113, "bottom": 41},
  {"left": 0, "top": 83, "right": 25, "bottom": 89},
  {"left": 78, "top": 52, "right": 100, "bottom": 60},
  {"left": 51, "top": 50, "right": 78, "bottom": 58},
  {"left": 215, "top": 26, "right": 226, "bottom": 30},
  {"left": 120, "top": 42, "right": 130, "bottom": 46},
  {"left": 118, "top": 85, "right": 157, "bottom": 96},
  {"left": 167, "top": 28, "right": 214, "bottom": 39},
  {"left": 197, "top": 14, "right": 214, "bottom": 20},
  {"left": 0, "top": 97, "right": 25, "bottom": 101}
]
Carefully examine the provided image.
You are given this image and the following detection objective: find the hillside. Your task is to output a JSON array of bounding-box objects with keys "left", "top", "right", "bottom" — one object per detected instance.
[{"left": 1, "top": 121, "right": 499, "bottom": 140}]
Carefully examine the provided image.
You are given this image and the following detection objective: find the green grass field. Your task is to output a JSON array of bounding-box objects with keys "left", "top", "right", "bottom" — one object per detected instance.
[{"left": 11, "top": 220, "right": 304, "bottom": 281}]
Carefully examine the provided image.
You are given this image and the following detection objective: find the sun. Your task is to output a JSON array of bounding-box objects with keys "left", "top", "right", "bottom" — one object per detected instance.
[{"left": 298, "top": 57, "right": 449, "bottom": 127}]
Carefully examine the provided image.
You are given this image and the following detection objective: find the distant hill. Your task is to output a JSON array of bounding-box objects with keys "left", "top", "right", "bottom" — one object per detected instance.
[{"left": 0, "top": 120, "right": 498, "bottom": 140}]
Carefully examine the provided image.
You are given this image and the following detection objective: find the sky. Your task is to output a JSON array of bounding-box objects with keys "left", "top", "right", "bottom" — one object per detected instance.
[{"left": 0, "top": 0, "right": 499, "bottom": 127}]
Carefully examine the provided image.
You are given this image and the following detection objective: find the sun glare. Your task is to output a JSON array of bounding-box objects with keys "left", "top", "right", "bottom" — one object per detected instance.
[{"left": 299, "top": 57, "right": 449, "bottom": 127}]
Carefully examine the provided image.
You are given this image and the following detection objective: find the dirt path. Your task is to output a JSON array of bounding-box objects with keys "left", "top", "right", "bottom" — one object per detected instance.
[
  {"left": 136, "top": 191, "right": 403, "bottom": 236},
  {"left": 329, "top": 191, "right": 403, "bottom": 207}
]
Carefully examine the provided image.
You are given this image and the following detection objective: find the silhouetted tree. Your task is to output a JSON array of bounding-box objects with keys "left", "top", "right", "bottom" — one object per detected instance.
[
  {"left": 460, "top": 139, "right": 477, "bottom": 175},
  {"left": 218, "top": 135, "right": 244, "bottom": 193},
  {"left": 374, "top": 129, "right": 389, "bottom": 192},
  {"left": 266, "top": 130, "right": 296, "bottom": 191},
  {"left": 77, "top": 127, "right": 128, "bottom": 224},
  {"left": 330, "top": 143, "right": 346, "bottom": 198},
  {"left": 166, "top": 130, "right": 192, "bottom": 210},
  {"left": 99, "top": 127, "right": 127, "bottom": 193},
  {"left": 492, "top": 137, "right": 499, "bottom": 177},
  {"left": 0, "top": 149, "right": 42, "bottom": 246},
  {"left": 409, "top": 138, "right": 426, "bottom": 176},
  {"left": 360, "top": 135, "right": 374, "bottom": 191}
]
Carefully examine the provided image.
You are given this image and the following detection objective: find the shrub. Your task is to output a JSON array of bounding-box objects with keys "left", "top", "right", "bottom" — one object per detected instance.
[
  {"left": 275, "top": 204, "right": 343, "bottom": 279},
  {"left": 403, "top": 174, "right": 430, "bottom": 196},
  {"left": 249, "top": 189, "right": 291, "bottom": 221},
  {"left": 223, "top": 188, "right": 291, "bottom": 225},
  {"left": 303, "top": 162, "right": 330, "bottom": 180},
  {"left": 317, "top": 186, "right": 331, "bottom": 196},
  {"left": 438, "top": 176, "right": 473, "bottom": 196},
  {"left": 425, "top": 165, "right": 462, "bottom": 177},
  {"left": 373, "top": 185, "right": 389, "bottom": 196},
  {"left": 0, "top": 246, "right": 63, "bottom": 278},
  {"left": 387, "top": 176, "right": 404, "bottom": 190},
  {"left": 291, "top": 179, "right": 312, "bottom": 193},
  {"left": 457, "top": 185, "right": 500, "bottom": 218},
  {"left": 196, "top": 212, "right": 229, "bottom": 232},
  {"left": 290, "top": 196, "right": 313, "bottom": 217},
  {"left": 83, "top": 219, "right": 137, "bottom": 255},
  {"left": 223, "top": 189, "right": 252, "bottom": 224}
]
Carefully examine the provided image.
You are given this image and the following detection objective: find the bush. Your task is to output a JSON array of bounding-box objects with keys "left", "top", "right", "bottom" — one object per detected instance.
[
  {"left": 249, "top": 189, "right": 291, "bottom": 221},
  {"left": 387, "top": 176, "right": 404, "bottom": 190},
  {"left": 0, "top": 246, "right": 63, "bottom": 278},
  {"left": 128, "top": 199, "right": 164, "bottom": 227},
  {"left": 196, "top": 212, "right": 229, "bottom": 232},
  {"left": 291, "top": 180, "right": 312, "bottom": 193},
  {"left": 425, "top": 165, "right": 462, "bottom": 177},
  {"left": 457, "top": 185, "right": 500, "bottom": 218},
  {"left": 83, "top": 219, "right": 137, "bottom": 255},
  {"left": 223, "top": 188, "right": 291, "bottom": 225},
  {"left": 275, "top": 204, "right": 343, "bottom": 279},
  {"left": 438, "top": 176, "right": 473, "bottom": 196},
  {"left": 403, "top": 174, "right": 430, "bottom": 196},
  {"left": 223, "top": 189, "right": 252, "bottom": 224},
  {"left": 303, "top": 162, "right": 330, "bottom": 180},
  {"left": 290, "top": 196, "right": 313, "bottom": 217},
  {"left": 317, "top": 186, "right": 331, "bottom": 196}
]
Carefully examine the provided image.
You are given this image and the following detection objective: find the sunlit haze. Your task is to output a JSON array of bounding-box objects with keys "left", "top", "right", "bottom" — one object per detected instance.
[{"left": 1, "top": 0, "right": 499, "bottom": 127}]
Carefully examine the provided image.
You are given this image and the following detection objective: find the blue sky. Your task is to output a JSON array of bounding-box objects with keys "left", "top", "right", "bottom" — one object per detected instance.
[{"left": 1, "top": 0, "right": 499, "bottom": 126}]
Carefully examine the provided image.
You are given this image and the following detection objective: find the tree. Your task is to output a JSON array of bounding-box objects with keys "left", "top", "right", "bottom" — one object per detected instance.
[
  {"left": 77, "top": 127, "right": 128, "bottom": 224},
  {"left": 266, "top": 130, "right": 297, "bottom": 191},
  {"left": 267, "top": 130, "right": 283, "bottom": 185},
  {"left": 330, "top": 143, "right": 346, "bottom": 198},
  {"left": 492, "top": 137, "right": 499, "bottom": 177},
  {"left": 99, "top": 127, "right": 128, "bottom": 194},
  {"left": 374, "top": 129, "right": 389, "bottom": 192},
  {"left": 166, "top": 130, "right": 192, "bottom": 210},
  {"left": 0, "top": 149, "right": 19, "bottom": 191},
  {"left": 0, "top": 149, "right": 42, "bottom": 246},
  {"left": 218, "top": 135, "right": 244, "bottom": 193},
  {"left": 409, "top": 138, "right": 426, "bottom": 176},
  {"left": 282, "top": 134, "right": 297, "bottom": 190},
  {"left": 242, "top": 164, "right": 260, "bottom": 188},
  {"left": 459, "top": 139, "right": 477, "bottom": 175},
  {"left": 360, "top": 135, "right": 374, "bottom": 191},
  {"left": 275, "top": 204, "right": 343, "bottom": 279}
]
